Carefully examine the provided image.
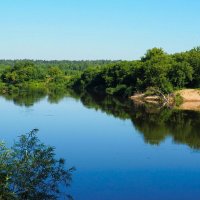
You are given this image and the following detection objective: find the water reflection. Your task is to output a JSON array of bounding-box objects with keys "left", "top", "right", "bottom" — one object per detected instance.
[
  {"left": 0, "top": 129, "right": 74, "bottom": 200},
  {"left": 1, "top": 89, "right": 47, "bottom": 107},
  {"left": 1, "top": 88, "right": 67, "bottom": 107},
  {"left": 70, "top": 90, "right": 200, "bottom": 150},
  {"left": 1, "top": 90, "right": 200, "bottom": 150}
]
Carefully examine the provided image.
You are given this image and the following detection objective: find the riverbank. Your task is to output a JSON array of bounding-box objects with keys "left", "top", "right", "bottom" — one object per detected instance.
[
  {"left": 131, "top": 89, "right": 200, "bottom": 111},
  {"left": 175, "top": 89, "right": 200, "bottom": 111}
]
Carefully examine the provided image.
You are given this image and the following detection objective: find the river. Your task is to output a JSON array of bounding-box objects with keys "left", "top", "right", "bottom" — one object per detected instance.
[{"left": 1, "top": 91, "right": 200, "bottom": 200}]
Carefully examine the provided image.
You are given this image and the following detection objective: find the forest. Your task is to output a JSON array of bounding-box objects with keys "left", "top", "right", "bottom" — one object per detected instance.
[
  {"left": 0, "top": 47, "right": 200, "bottom": 97},
  {"left": 0, "top": 60, "right": 117, "bottom": 93},
  {"left": 69, "top": 47, "right": 200, "bottom": 97}
]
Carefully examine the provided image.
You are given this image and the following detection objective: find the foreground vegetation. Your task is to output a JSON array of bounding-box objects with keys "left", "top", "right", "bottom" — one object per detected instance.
[{"left": 0, "top": 129, "right": 74, "bottom": 200}]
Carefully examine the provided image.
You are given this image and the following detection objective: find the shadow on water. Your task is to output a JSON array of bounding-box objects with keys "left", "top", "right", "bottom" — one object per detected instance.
[
  {"left": 1, "top": 89, "right": 200, "bottom": 150},
  {"left": 0, "top": 129, "right": 75, "bottom": 200}
]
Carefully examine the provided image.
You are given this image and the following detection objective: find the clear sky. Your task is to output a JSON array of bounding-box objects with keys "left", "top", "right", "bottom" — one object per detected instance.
[{"left": 0, "top": 0, "right": 200, "bottom": 60}]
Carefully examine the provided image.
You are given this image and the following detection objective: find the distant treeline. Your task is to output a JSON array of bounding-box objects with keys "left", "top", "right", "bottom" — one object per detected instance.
[
  {"left": 0, "top": 60, "right": 118, "bottom": 93},
  {"left": 0, "top": 47, "right": 200, "bottom": 96},
  {"left": 0, "top": 60, "right": 117, "bottom": 75}
]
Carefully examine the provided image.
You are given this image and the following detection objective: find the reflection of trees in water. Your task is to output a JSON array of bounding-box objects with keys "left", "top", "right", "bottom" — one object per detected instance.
[
  {"left": 0, "top": 129, "right": 75, "bottom": 200},
  {"left": 131, "top": 106, "right": 200, "bottom": 149},
  {"left": 1, "top": 89, "right": 47, "bottom": 107},
  {"left": 71, "top": 91, "right": 200, "bottom": 150},
  {"left": 1, "top": 89, "right": 200, "bottom": 149},
  {"left": 0, "top": 88, "right": 68, "bottom": 107}
]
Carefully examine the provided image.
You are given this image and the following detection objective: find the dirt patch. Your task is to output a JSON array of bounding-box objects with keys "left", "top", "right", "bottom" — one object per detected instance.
[
  {"left": 175, "top": 89, "right": 200, "bottom": 111},
  {"left": 179, "top": 101, "right": 200, "bottom": 111},
  {"left": 176, "top": 89, "right": 200, "bottom": 102}
]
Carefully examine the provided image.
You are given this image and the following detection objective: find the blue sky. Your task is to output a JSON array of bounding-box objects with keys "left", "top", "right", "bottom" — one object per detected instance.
[{"left": 0, "top": 0, "right": 199, "bottom": 60}]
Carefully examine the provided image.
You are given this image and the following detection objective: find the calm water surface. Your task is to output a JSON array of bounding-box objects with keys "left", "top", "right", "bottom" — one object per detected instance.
[{"left": 1, "top": 92, "right": 200, "bottom": 200}]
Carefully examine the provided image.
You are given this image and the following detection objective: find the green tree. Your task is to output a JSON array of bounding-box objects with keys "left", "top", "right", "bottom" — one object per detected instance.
[
  {"left": 168, "top": 62, "right": 193, "bottom": 88},
  {"left": 141, "top": 48, "right": 167, "bottom": 62},
  {"left": 0, "top": 129, "right": 75, "bottom": 200}
]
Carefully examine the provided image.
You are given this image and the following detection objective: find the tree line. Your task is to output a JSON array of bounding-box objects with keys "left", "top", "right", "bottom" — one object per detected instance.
[
  {"left": 0, "top": 47, "right": 199, "bottom": 97},
  {"left": 0, "top": 60, "right": 116, "bottom": 93},
  {"left": 69, "top": 47, "right": 200, "bottom": 97}
]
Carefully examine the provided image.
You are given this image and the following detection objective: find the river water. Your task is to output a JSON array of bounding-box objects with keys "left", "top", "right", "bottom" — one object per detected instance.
[{"left": 1, "top": 91, "right": 200, "bottom": 200}]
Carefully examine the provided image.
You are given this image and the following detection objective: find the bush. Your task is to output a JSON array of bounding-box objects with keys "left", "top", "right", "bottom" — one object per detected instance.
[
  {"left": 106, "top": 84, "right": 127, "bottom": 96},
  {"left": 174, "top": 93, "right": 183, "bottom": 106}
]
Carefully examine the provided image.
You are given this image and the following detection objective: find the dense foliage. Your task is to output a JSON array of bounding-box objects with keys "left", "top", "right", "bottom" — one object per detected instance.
[
  {"left": 70, "top": 47, "right": 200, "bottom": 96},
  {"left": 0, "top": 47, "right": 200, "bottom": 97},
  {"left": 0, "top": 60, "right": 117, "bottom": 94},
  {"left": 0, "top": 60, "right": 116, "bottom": 77}
]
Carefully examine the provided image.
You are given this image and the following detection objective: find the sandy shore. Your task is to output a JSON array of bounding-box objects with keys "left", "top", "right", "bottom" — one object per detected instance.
[
  {"left": 176, "top": 89, "right": 200, "bottom": 111},
  {"left": 131, "top": 89, "right": 200, "bottom": 111}
]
